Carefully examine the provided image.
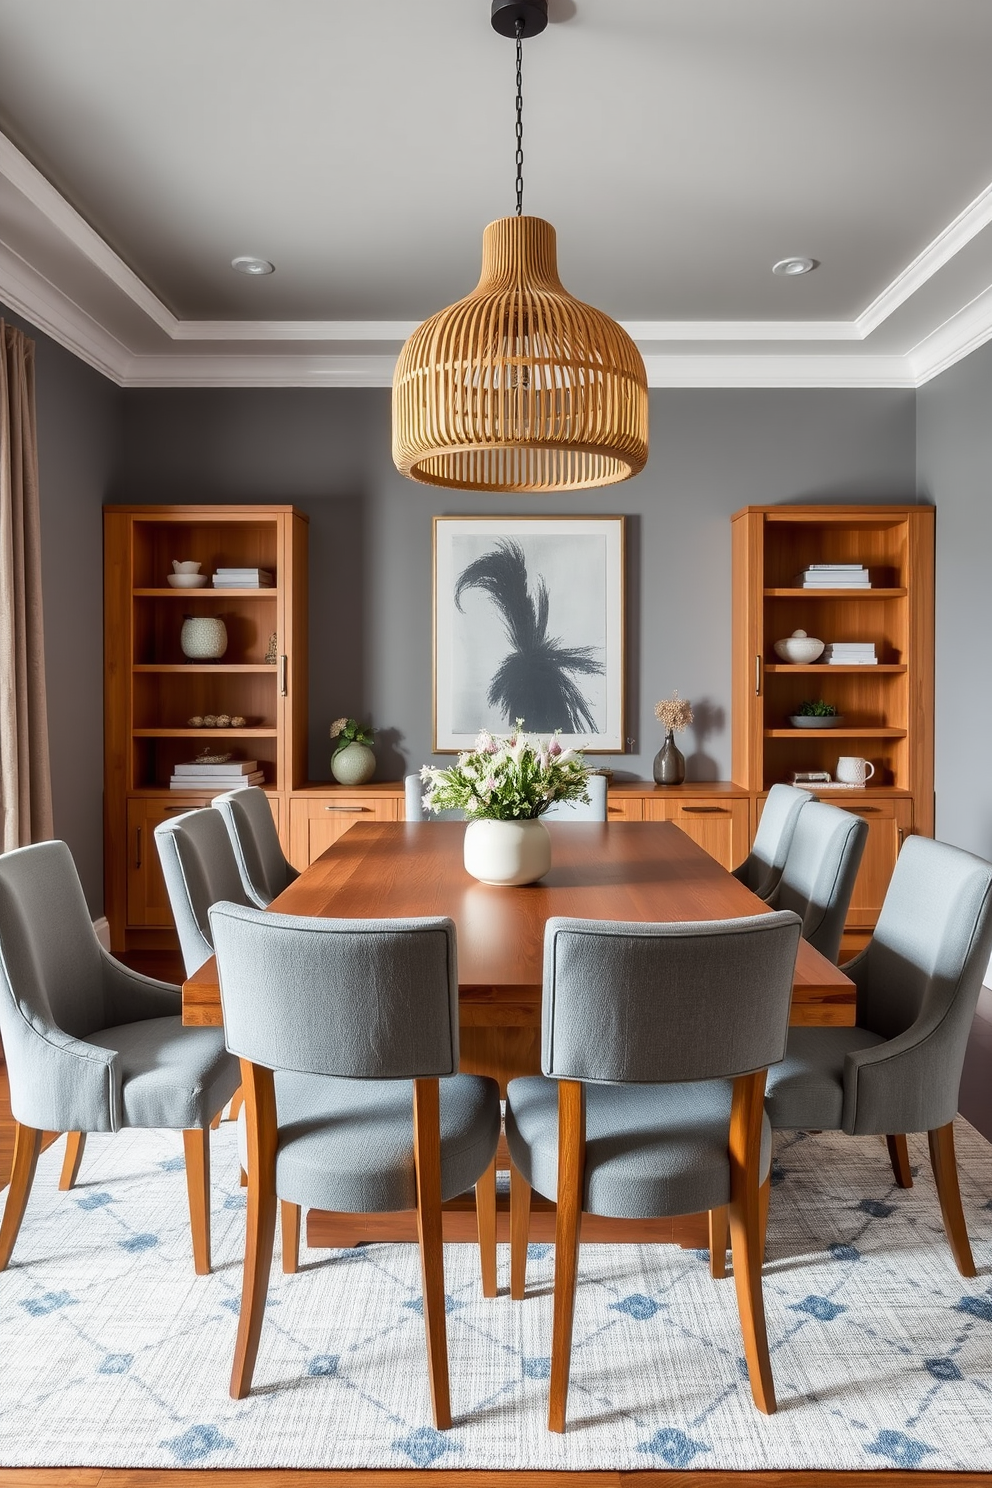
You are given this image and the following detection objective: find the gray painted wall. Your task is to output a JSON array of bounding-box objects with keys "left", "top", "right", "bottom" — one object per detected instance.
[
  {"left": 117, "top": 386, "right": 917, "bottom": 790},
  {"left": 917, "top": 338, "right": 992, "bottom": 859},
  {"left": 1, "top": 300, "right": 122, "bottom": 914}
]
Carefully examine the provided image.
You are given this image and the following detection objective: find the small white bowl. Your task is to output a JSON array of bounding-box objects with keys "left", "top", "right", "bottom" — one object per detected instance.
[
  {"left": 167, "top": 573, "right": 209, "bottom": 588},
  {"left": 774, "top": 633, "right": 825, "bottom": 664},
  {"left": 173, "top": 560, "right": 202, "bottom": 574}
]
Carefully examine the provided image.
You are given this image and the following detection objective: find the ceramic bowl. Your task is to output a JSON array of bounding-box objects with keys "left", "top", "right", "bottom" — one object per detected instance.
[
  {"left": 167, "top": 573, "right": 209, "bottom": 588},
  {"left": 172, "top": 560, "right": 201, "bottom": 574},
  {"left": 774, "top": 633, "right": 825, "bottom": 663},
  {"left": 789, "top": 715, "right": 845, "bottom": 729}
]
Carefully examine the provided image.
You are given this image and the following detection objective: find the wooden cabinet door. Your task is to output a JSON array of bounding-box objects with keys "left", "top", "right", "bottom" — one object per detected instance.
[
  {"left": 606, "top": 793, "right": 643, "bottom": 821},
  {"left": 289, "top": 793, "right": 399, "bottom": 869},
  {"left": 839, "top": 796, "right": 914, "bottom": 931},
  {"left": 642, "top": 797, "right": 750, "bottom": 870}
]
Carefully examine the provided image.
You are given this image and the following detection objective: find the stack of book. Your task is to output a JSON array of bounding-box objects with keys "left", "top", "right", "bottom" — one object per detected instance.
[
  {"left": 211, "top": 568, "right": 274, "bottom": 588},
  {"left": 793, "top": 564, "right": 871, "bottom": 588},
  {"left": 821, "top": 641, "right": 877, "bottom": 665},
  {"left": 170, "top": 759, "right": 264, "bottom": 790}
]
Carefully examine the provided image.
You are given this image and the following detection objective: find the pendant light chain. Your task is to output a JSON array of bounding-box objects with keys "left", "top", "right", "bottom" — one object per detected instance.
[{"left": 514, "top": 18, "right": 524, "bottom": 216}]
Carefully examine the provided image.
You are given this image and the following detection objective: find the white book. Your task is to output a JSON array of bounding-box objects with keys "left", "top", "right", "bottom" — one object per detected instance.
[
  {"left": 171, "top": 771, "right": 264, "bottom": 788},
  {"left": 173, "top": 760, "right": 258, "bottom": 774},
  {"left": 805, "top": 563, "right": 868, "bottom": 571}
]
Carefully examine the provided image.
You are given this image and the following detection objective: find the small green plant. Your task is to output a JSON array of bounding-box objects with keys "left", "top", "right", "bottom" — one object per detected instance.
[
  {"left": 796, "top": 699, "right": 838, "bottom": 717},
  {"left": 329, "top": 716, "right": 375, "bottom": 754}
]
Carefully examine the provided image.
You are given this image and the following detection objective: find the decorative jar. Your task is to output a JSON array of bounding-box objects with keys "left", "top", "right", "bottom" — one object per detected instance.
[
  {"left": 180, "top": 615, "right": 227, "bottom": 660},
  {"left": 653, "top": 729, "right": 686, "bottom": 786},
  {"left": 463, "top": 817, "right": 551, "bottom": 887},
  {"left": 330, "top": 740, "right": 376, "bottom": 786}
]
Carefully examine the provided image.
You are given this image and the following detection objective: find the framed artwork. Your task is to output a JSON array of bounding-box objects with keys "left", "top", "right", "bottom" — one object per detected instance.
[{"left": 433, "top": 515, "right": 625, "bottom": 752}]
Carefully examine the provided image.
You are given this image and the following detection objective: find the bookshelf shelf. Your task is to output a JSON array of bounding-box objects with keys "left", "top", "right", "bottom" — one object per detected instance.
[
  {"left": 764, "top": 663, "right": 907, "bottom": 674},
  {"left": 764, "top": 587, "right": 907, "bottom": 599}
]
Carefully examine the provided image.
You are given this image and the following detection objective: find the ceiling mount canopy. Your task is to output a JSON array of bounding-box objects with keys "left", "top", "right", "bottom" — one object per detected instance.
[{"left": 392, "top": 0, "right": 648, "bottom": 493}]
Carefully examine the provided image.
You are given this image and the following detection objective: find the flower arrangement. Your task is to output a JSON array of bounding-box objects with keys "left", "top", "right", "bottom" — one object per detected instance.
[
  {"left": 329, "top": 716, "right": 375, "bottom": 754},
  {"left": 421, "top": 723, "right": 592, "bottom": 821},
  {"left": 654, "top": 691, "right": 694, "bottom": 733}
]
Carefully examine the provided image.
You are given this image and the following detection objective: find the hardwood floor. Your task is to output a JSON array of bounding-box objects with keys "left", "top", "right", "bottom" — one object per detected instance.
[{"left": 1, "top": 989, "right": 990, "bottom": 1487}]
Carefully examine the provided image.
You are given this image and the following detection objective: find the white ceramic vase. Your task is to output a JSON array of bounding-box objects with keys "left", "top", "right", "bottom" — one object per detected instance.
[
  {"left": 463, "top": 817, "right": 551, "bottom": 887},
  {"left": 331, "top": 741, "right": 376, "bottom": 786},
  {"left": 180, "top": 614, "right": 227, "bottom": 660}
]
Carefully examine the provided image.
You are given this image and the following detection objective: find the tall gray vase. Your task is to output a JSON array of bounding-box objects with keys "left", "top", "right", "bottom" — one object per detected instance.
[{"left": 653, "top": 729, "right": 685, "bottom": 786}]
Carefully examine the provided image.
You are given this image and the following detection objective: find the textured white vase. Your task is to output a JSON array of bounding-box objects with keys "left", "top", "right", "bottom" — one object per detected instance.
[
  {"left": 180, "top": 614, "right": 227, "bottom": 660},
  {"left": 330, "top": 741, "right": 376, "bottom": 786},
  {"left": 463, "top": 818, "right": 551, "bottom": 887}
]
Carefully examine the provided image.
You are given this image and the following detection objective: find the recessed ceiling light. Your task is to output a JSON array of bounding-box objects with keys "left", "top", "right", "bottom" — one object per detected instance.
[
  {"left": 772, "top": 257, "right": 817, "bottom": 277},
  {"left": 231, "top": 255, "right": 275, "bottom": 276}
]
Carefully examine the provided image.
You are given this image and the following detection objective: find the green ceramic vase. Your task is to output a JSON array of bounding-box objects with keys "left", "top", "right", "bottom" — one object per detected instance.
[{"left": 331, "top": 741, "right": 376, "bottom": 786}]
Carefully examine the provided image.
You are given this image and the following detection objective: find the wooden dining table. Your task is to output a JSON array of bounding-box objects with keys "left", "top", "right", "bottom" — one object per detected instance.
[{"left": 183, "top": 819, "right": 855, "bottom": 1249}]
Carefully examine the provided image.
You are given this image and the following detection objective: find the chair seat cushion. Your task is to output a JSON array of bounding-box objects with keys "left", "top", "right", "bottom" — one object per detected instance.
[
  {"left": 505, "top": 1077, "right": 772, "bottom": 1219},
  {"left": 84, "top": 1017, "right": 240, "bottom": 1130},
  {"left": 241, "top": 1070, "right": 501, "bottom": 1213},
  {"left": 764, "top": 1025, "right": 886, "bottom": 1131}
]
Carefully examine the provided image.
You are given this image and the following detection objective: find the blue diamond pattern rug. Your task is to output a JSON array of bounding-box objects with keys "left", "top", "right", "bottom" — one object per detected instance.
[{"left": 1, "top": 1119, "right": 991, "bottom": 1470}]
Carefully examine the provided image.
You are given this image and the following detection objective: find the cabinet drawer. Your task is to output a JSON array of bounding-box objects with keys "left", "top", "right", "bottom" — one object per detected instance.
[
  {"left": 289, "top": 794, "right": 399, "bottom": 868},
  {"left": 642, "top": 797, "right": 750, "bottom": 871},
  {"left": 838, "top": 797, "right": 913, "bottom": 929},
  {"left": 606, "top": 794, "right": 643, "bottom": 821}
]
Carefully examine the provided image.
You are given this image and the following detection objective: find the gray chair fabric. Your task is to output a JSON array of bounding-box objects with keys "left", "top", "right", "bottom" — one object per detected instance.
[
  {"left": 212, "top": 786, "right": 298, "bottom": 908},
  {"left": 208, "top": 901, "right": 501, "bottom": 1214},
  {"left": 768, "top": 801, "right": 868, "bottom": 964},
  {"left": 732, "top": 783, "right": 814, "bottom": 900},
  {"left": 154, "top": 807, "right": 252, "bottom": 976},
  {"left": 0, "top": 841, "right": 237, "bottom": 1136},
  {"left": 506, "top": 911, "right": 802, "bottom": 1218},
  {"left": 404, "top": 772, "right": 464, "bottom": 822},
  {"left": 766, "top": 835, "right": 992, "bottom": 1137},
  {"left": 542, "top": 772, "right": 609, "bottom": 821}
]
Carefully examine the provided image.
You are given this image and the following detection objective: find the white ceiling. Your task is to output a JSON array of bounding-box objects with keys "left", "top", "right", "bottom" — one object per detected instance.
[{"left": 1, "top": 0, "right": 992, "bottom": 388}]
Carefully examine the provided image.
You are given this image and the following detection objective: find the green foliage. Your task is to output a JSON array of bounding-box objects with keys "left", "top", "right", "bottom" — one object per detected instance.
[
  {"left": 421, "top": 723, "right": 592, "bottom": 821},
  {"left": 796, "top": 699, "right": 838, "bottom": 717},
  {"left": 329, "top": 716, "right": 375, "bottom": 754}
]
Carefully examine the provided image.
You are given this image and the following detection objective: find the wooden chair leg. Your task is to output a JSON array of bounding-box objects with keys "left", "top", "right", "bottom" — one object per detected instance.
[
  {"left": 182, "top": 1128, "right": 212, "bottom": 1275},
  {"left": 886, "top": 1133, "right": 913, "bottom": 1188},
  {"left": 475, "top": 1156, "right": 498, "bottom": 1298},
  {"left": 413, "top": 1078, "right": 451, "bottom": 1430},
  {"left": 549, "top": 1080, "right": 585, "bottom": 1434},
  {"left": 708, "top": 1206, "right": 728, "bottom": 1279},
  {"left": 228, "top": 1087, "right": 244, "bottom": 1121},
  {"left": 928, "top": 1122, "right": 976, "bottom": 1277},
  {"left": 230, "top": 1062, "right": 279, "bottom": 1400},
  {"left": 759, "top": 1172, "right": 771, "bottom": 1261},
  {"left": 0, "top": 1123, "right": 43, "bottom": 1270},
  {"left": 280, "top": 1200, "right": 301, "bottom": 1274},
  {"left": 59, "top": 1131, "right": 87, "bottom": 1191},
  {"left": 209, "top": 1108, "right": 223, "bottom": 1131},
  {"left": 510, "top": 1162, "right": 532, "bottom": 1300},
  {"left": 728, "top": 1072, "right": 776, "bottom": 1415}
]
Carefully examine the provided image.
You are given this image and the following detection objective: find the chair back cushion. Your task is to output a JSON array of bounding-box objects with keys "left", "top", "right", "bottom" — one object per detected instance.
[
  {"left": 739, "top": 783, "right": 813, "bottom": 895},
  {"left": 0, "top": 840, "right": 108, "bottom": 1040},
  {"left": 859, "top": 835, "right": 992, "bottom": 1041},
  {"left": 542, "top": 772, "right": 608, "bottom": 821},
  {"left": 213, "top": 786, "right": 297, "bottom": 906},
  {"left": 404, "top": 772, "right": 464, "bottom": 822},
  {"left": 773, "top": 802, "right": 867, "bottom": 963},
  {"left": 541, "top": 911, "right": 802, "bottom": 1084},
  {"left": 209, "top": 902, "right": 460, "bottom": 1078},
  {"left": 154, "top": 808, "right": 250, "bottom": 976}
]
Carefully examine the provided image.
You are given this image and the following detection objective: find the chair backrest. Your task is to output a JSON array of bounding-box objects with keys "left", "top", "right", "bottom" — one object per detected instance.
[
  {"left": 209, "top": 901, "right": 460, "bottom": 1079},
  {"left": 404, "top": 772, "right": 464, "bottom": 822},
  {"left": 541, "top": 911, "right": 802, "bottom": 1085},
  {"left": 735, "top": 784, "right": 813, "bottom": 897},
  {"left": 772, "top": 802, "right": 867, "bottom": 963},
  {"left": 212, "top": 786, "right": 297, "bottom": 907},
  {"left": 542, "top": 773, "right": 609, "bottom": 821},
  {"left": 0, "top": 840, "right": 109, "bottom": 1041},
  {"left": 858, "top": 835, "right": 992, "bottom": 1043},
  {"left": 154, "top": 808, "right": 251, "bottom": 976}
]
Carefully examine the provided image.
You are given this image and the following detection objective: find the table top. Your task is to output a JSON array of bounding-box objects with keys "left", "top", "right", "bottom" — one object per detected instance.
[{"left": 183, "top": 821, "right": 854, "bottom": 1026}]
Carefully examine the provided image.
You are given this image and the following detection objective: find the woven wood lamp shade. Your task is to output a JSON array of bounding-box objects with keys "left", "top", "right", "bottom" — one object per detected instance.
[{"left": 392, "top": 215, "right": 649, "bottom": 492}]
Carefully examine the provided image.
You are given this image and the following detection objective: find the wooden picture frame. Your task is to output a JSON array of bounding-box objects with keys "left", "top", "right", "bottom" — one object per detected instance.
[{"left": 433, "top": 515, "right": 625, "bottom": 753}]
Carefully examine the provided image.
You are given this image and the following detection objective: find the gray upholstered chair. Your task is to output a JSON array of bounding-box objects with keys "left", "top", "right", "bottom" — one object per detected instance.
[
  {"left": 208, "top": 901, "right": 502, "bottom": 1423},
  {"left": 154, "top": 806, "right": 252, "bottom": 976},
  {"left": 542, "top": 772, "right": 609, "bottom": 821},
  {"left": 765, "top": 834, "right": 992, "bottom": 1276},
  {"left": 212, "top": 786, "right": 298, "bottom": 908},
  {"left": 767, "top": 800, "right": 867, "bottom": 963},
  {"left": 404, "top": 772, "right": 464, "bottom": 822},
  {"left": 732, "top": 783, "right": 814, "bottom": 900},
  {"left": 505, "top": 910, "right": 803, "bottom": 1429},
  {"left": 0, "top": 841, "right": 239, "bottom": 1275}
]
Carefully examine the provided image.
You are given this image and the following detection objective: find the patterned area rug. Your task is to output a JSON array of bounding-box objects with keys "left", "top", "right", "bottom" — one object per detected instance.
[{"left": 1, "top": 1119, "right": 991, "bottom": 1471}]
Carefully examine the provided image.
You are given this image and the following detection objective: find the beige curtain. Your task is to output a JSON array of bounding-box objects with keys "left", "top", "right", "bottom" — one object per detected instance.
[{"left": 0, "top": 322, "right": 53, "bottom": 849}]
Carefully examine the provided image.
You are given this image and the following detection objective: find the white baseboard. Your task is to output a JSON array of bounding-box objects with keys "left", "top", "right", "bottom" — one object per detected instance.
[{"left": 93, "top": 916, "right": 111, "bottom": 952}]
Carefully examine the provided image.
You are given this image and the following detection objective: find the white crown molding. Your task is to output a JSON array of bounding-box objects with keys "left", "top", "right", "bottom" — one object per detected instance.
[
  {"left": 119, "top": 354, "right": 402, "bottom": 388},
  {"left": 0, "top": 239, "right": 131, "bottom": 383},
  {"left": 639, "top": 354, "right": 914, "bottom": 389},
  {"left": 908, "top": 280, "right": 992, "bottom": 385}
]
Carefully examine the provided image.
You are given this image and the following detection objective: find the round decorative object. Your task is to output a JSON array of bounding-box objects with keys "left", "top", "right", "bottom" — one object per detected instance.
[
  {"left": 202, "top": 715, "right": 218, "bottom": 727},
  {"left": 215, "top": 714, "right": 231, "bottom": 727},
  {"left": 167, "top": 574, "right": 208, "bottom": 588},
  {"left": 789, "top": 715, "right": 845, "bottom": 729},
  {"left": 653, "top": 729, "right": 686, "bottom": 786},
  {"left": 180, "top": 615, "right": 227, "bottom": 660},
  {"left": 229, "top": 715, "right": 246, "bottom": 728},
  {"left": 774, "top": 629, "right": 825, "bottom": 664},
  {"left": 187, "top": 715, "right": 204, "bottom": 728},
  {"left": 331, "top": 741, "right": 376, "bottom": 786},
  {"left": 463, "top": 817, "right": 551, "bottom": 887}
]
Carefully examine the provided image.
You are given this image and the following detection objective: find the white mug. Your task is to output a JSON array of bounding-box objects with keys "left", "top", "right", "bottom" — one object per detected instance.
[{"left": 836, "top": 756, "right": 875, "bottom": 786}]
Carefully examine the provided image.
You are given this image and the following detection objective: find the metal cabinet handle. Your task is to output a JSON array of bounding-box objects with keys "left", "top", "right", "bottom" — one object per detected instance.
[
  {"left": 898, "top": 827, "right": 905, "bottom": 845},
  {"left": 324, "top": 805, "right": 371, "bottom": 813},
  {"left": 755, "top": 654, "right": 762, "bottom": 696},
  {"left": 681, "top": 806, "right": 729, "bottom": 815},
  {"left": 135, "top": 826, "right": 141, "bottom": 869},
  {"left": 279, "top": 655, "right": 288, "bottom": 697}
]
